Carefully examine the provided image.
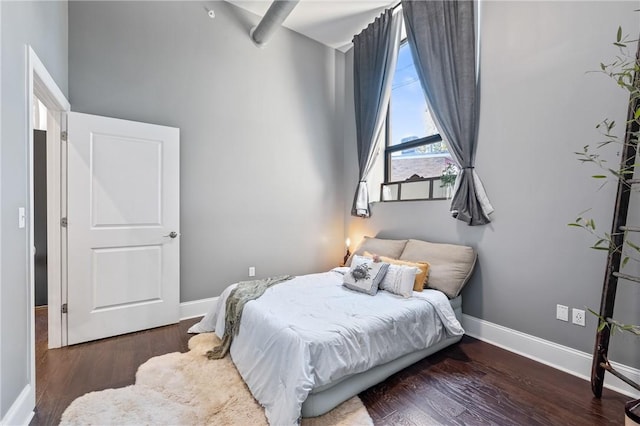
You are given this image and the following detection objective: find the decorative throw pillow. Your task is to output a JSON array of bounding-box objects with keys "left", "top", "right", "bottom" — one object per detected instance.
[
  {"left": 343, "top": 255, "right": 390, "bottom": 296},
  {"left": 364, "top": 251, "right": 430, "bottom": 292},
  {"left": 378, "top": 264, "right": 418, "bottom": 298}
]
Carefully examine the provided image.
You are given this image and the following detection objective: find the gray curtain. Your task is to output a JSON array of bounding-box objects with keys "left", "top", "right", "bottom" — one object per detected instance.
[
  {"left": 351, "top": 8, "right": 402, "bottom": 217},
  {"left": 402, "top": 0, "right": 493, "bottom": 225}
]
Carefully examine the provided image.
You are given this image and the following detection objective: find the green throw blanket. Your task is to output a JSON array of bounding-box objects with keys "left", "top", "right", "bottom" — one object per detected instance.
[{"left": 207, "top": 275, "right": 293, "bottom": 359}]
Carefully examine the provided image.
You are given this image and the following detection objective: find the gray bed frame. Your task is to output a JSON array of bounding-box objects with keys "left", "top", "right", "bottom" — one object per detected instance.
[{"left": 301, "top": 295, "right": 463, "bottom": 418}]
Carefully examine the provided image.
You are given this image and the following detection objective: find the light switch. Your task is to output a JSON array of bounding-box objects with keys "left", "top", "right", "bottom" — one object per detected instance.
[
  {"left": 556, "top": 304, "right": 569, "bottom": 321},
  {"left": 18, "top": 207, "right": 25, "bottom": 229}
]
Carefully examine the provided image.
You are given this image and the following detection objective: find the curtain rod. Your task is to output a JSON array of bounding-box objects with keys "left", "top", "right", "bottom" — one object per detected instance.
[{"left": 390, "top": 1, "right": 401, "bottom": 11}]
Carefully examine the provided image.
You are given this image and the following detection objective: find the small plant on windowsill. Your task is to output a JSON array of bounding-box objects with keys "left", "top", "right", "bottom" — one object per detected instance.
[{"left": 440, "top": 163, "right": 459, "bottom": 199}]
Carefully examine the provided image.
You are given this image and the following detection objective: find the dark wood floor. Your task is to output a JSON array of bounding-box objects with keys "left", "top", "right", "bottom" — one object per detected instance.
[
  {"left": 32, "top": 307, "right": 628, "bottom": 425},
  {"left": 32, "top": 308, "right": 197, "bottom": 425}
]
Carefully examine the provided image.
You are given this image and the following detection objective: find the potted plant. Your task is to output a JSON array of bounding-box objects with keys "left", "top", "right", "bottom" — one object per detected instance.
[{"left": 440, "top": 162, "right": 459, "bottom": 199}]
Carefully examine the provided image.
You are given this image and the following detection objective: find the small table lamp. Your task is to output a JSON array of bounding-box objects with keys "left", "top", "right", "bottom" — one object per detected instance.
[{"left": 343, "top": 238, "right": 351, "bottom": 266}]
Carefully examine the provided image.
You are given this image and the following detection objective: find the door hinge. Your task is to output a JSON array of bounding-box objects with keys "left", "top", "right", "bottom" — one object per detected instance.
[
  {"left": 61, "top": 131, "right": 67, "bottom": 141},
  {"left": 61, "top": 217, "right": 67, "bottom": 227},
  {"left": 61, "top": 303, "right": 68, "bottom": 314}
]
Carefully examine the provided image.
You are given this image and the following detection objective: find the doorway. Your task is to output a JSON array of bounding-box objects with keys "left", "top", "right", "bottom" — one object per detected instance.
[
  {"left": 34, "top": 97, "right": 48, "bottom": 309},
  {"left": 26, "top": 46, "right": 71, "bottom": 416},
  {"left": 25, "top": 46, "right": 180, "bottom": 420}
]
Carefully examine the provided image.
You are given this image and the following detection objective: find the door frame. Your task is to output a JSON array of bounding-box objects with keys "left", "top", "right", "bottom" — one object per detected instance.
[{"left": 26, "top": 46, "right": 70, "bottom": 395}]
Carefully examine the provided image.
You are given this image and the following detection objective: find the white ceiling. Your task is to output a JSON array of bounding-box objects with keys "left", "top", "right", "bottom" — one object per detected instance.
[{"left": 226, "top": 0, "right": 396, "bottom": 52}]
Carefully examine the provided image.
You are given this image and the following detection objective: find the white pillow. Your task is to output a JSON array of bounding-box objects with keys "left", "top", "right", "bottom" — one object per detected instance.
[
  {"left": 343, "top": 256, "right": 389, "bottom": 296},
  {"left": 379, "top": 264, "right": 418, "bottom": 298},
  {"left": 352, "top": 254, "right": 417, "bottom": 298}
]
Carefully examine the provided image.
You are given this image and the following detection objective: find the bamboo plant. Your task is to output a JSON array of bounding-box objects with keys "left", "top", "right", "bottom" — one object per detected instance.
[{"left": 568, "top": 27, "right": 640, "bottom": 393}]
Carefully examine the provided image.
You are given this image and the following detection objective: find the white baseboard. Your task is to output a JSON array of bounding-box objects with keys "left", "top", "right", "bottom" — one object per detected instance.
[
  {"left": 1, "top": 384, "right": 34, "bottom": 426},
  {"left": 462, "top": 314, "right": 640, "bottom": 399},
  {"left": 179, "top": 297, "right": 218, "bottom": 320}
]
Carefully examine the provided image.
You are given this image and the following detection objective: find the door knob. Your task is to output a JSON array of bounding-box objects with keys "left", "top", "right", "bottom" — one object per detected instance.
[{"left": 164, "top": 231, "right": 178, "bottom": 239}]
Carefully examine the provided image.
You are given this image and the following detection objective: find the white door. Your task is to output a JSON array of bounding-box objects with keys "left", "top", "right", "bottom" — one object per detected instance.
[{"left": 67, "top": 112, "right": 180, "bottom": 345}]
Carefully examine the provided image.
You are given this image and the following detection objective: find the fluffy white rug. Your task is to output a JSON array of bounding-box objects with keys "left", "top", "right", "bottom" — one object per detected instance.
[{"left": 60, "top": 333, "right": 373, "bottom": 425}]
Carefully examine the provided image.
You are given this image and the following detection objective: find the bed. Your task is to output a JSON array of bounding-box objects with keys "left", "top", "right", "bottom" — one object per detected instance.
[{"left": 189, "top": 237, "right": 476, "bottom": 425}]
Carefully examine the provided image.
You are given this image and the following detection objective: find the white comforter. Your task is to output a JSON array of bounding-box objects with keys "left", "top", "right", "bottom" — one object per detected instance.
[{"left": 189, "top": 268, "right": 464, "bottom": 425}]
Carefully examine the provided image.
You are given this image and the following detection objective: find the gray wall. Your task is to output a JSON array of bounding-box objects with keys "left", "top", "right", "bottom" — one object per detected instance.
[
  {"left": 2, "top": 0, "right": 636, "bottom": 417},
  {"left": 68, "top": 1, "right": 345, "bottom": 302},
  {"left": 343, "top": 1, "right": 640, "bottom": 368},
  {"left": 0, "top": 0, "right": 68, "bottom": 418}
]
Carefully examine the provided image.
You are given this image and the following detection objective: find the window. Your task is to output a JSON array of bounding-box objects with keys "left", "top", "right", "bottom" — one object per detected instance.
[{"left": 381, "top": 41, "right": 457, "bottom": 201}]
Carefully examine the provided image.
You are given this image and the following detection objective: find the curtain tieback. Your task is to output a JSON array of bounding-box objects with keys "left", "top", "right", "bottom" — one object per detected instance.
[{"left": 462, "top": 167, "right": 474, "bottom": 170}]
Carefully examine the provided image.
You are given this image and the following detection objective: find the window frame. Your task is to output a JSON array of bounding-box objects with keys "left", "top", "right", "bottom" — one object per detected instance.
[
  {"left": 379, "top": 174, "right": 449, "bottom": 203},
  {"left": 383, "top": 39, "right": 445, "bottom": 185},
  {"left": 383, "top": 132, "right": 443, "bottom": 183}
]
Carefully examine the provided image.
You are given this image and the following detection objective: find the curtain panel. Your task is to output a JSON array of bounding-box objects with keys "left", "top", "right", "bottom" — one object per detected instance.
[
  {"left": 401, "top": 0, "right": 493, "bottom": 225},
  {"left": 351, "top": 8, "right": 402, "bottom": 217}
]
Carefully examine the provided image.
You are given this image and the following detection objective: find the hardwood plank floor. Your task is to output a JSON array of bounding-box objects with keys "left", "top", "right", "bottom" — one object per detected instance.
[
  {"left": 32, "top": 308, "right": 199, "bottom": 425},
  {"left": 360, "top": 338, "right": 627, "bottom": 425},
  {"left": 32, "top": 308, "right": 628, "bottom": 425}
]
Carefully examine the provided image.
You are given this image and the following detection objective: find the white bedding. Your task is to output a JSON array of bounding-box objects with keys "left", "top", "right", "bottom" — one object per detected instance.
[{"left": 189, "top": 268, "right": 464, "bottom": 425}]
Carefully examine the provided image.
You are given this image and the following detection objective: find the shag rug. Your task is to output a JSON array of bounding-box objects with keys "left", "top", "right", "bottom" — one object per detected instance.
[{"left": 60, "top": 333, "right": 373, "bottom": 425}]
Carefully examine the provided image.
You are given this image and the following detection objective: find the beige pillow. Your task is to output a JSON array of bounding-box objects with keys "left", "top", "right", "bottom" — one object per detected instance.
[
  {"left": 364, "top": 252, "right": 429, "bottom": 292},
  {"left": 399, "top": 239, "right": 476, "bottom": 298},
  {"left": 346, "top": 237, "right": 408, "bottom": 266}
]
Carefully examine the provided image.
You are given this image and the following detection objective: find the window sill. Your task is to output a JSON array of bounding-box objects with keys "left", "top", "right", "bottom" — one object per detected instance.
[
  {"left": 371, "top": 197, "right": 451, "bottom": 205},
  {"left": 379, "top": 175, "right": 454, "bottom": 202}
]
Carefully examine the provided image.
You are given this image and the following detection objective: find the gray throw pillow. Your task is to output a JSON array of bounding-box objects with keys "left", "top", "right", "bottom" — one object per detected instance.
[{"left": 343, "top": 257, "right": 390, "bottom": 296}]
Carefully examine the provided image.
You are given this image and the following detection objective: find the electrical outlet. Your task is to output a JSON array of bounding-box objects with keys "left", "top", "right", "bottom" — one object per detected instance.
[
  {"left": 572, "top": 308, "right": 586, "bottom": 326},
  {"left": 556, "top": 304, "right": 569, "bottom": 321},
  {"left": 248, "top": 266, "right": 256, "bottom": 277}
]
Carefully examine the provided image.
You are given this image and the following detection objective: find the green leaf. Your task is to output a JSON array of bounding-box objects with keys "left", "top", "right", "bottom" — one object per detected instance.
[
  {"left": 613, "top": 42, "right": 627, "bottom": 48},
  {"left": 590, "top": 246, "right": 610, "bottom": 251},
  {"left": 626, "top": 240, "right": 640, "bottom": 252},
  {"left": 592, "top": 175, "right": 607, "bottom": 178},
  {"left": 635, "top": 108, "right": 640, "bottom": 119},
  {"left": 622, "top": 256, "right": 630, "bottom": 268},
  {"left": 617, "top": 26, "right": 622, "bottom": 42}
]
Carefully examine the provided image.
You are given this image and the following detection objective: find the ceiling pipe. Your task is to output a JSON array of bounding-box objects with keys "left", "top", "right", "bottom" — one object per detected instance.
[{"left": 250, "top": 0, "right": 300, "bottom": 47}]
